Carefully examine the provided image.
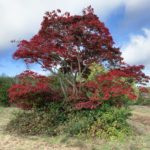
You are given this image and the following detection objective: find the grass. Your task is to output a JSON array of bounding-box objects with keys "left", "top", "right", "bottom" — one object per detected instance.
[{"left": 0, "top": 106, "right": 150, "bottom": 150}]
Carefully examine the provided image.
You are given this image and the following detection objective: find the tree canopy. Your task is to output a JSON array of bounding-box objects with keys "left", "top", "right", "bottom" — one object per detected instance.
[{"left": 10, "top": 6, "right": 150, "bottom": 110}]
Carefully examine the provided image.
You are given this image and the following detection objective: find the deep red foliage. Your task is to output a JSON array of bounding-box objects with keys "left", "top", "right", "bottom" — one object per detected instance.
[
  {"left": 13, "top": 6, "right": 122, "bottom": 72},
  {"left": 119, "top": 65, "right": 150, "bottom": 84},
  {"left": 75, "top": 101, "right": 101, "bottom": 110},
  {"left": 8, "top": 70, "right": 61, "bottom": 109},
  {"left": 10, "top": 6, "right": 150, "bottom": 110},
  {"left": 75, "top": 69, "right": 138, "bottom": 109}
]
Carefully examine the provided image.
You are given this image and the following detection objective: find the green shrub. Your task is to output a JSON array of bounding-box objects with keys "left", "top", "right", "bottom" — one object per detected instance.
[
  {"left": 7, "top": 110, "right": 57, "bottom": 135},
  {"left": 0, "top": 76, "right": 14, "bottom": 106},
  {"left": 62, "top": 104, "right": 132, "bottom": 139},
  {"left": 6, "top": 103, "right": 132, "bottom": 139},
  {"left": 6, "top": 102, "right": 68, "bottom": 135},
  {"left": 88, "top": 106, "right": 132, "bottom": 139}
]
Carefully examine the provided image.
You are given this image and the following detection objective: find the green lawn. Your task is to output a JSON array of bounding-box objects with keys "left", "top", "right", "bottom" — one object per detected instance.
[{"left": 0, "top": 106, "right": 150, "bottom": 150}]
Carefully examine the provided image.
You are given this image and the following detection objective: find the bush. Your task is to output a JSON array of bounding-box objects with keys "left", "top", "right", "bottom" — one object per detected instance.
[
  {"left": 8, "top": 71, "right": 62, "bottom": 110},
  {"left": 6, "top": 102, "right": 68, "bottom": 135},
  {"left": 0, "top": 76, "right": 14, "bottom": 106},
  {"left": 6, "top": 103, "right": 132, "bottom": 139},
  {"left": 88, "top": 105, "right": 132, "bottom": 139},
  {"left": 75, "top": 69, "right": 138, "bottom": 110},
  {"left": 62, "top": 104, "right": 132, "bottom": 139}
]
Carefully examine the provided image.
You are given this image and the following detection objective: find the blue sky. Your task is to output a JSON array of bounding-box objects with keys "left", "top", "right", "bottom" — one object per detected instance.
[{"left": 0, "top": 0, "right": 150, "bottom": 79}]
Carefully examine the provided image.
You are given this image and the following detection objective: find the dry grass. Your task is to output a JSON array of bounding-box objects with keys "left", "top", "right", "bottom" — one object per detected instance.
[
  {"left": 0, "top": 107, "right": 81, "bottom": 150},
  {"left": 0, "top": 106, "right": 150, "bottom": 150}
]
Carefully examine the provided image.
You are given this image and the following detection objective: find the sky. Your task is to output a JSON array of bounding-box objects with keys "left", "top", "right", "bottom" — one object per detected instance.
[{"left": 0, "top": 0, "right": 150, "bottom": 81}]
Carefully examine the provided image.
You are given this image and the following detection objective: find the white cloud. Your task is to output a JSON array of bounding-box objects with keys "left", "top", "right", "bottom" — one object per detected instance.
[
  {"left": 1, "top": 0, "right": 150, "bottom": 51},
  {"left": 122, "top": 28, "right": 150, "bottom": 86},
  {"left": 0, "top": 0, "right": 122, "bottom": 50},
  {"left": 122, "top": 28, "right": 150, "bottom": 66}
]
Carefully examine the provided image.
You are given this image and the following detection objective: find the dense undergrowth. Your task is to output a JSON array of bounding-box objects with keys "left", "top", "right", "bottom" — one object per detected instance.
[{"left": 6, "top": 103, "right": 132, "bottom": 139}]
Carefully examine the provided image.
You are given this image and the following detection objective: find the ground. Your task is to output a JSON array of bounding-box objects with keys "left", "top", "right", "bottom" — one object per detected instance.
[{"left": 0, "top": 106, "right": 150, "bottom": 150}]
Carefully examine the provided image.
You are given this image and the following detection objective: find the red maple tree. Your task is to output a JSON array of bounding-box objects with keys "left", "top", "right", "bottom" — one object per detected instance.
[{"left": 9, "top": 6, "right": 149, "bottom": 109}]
